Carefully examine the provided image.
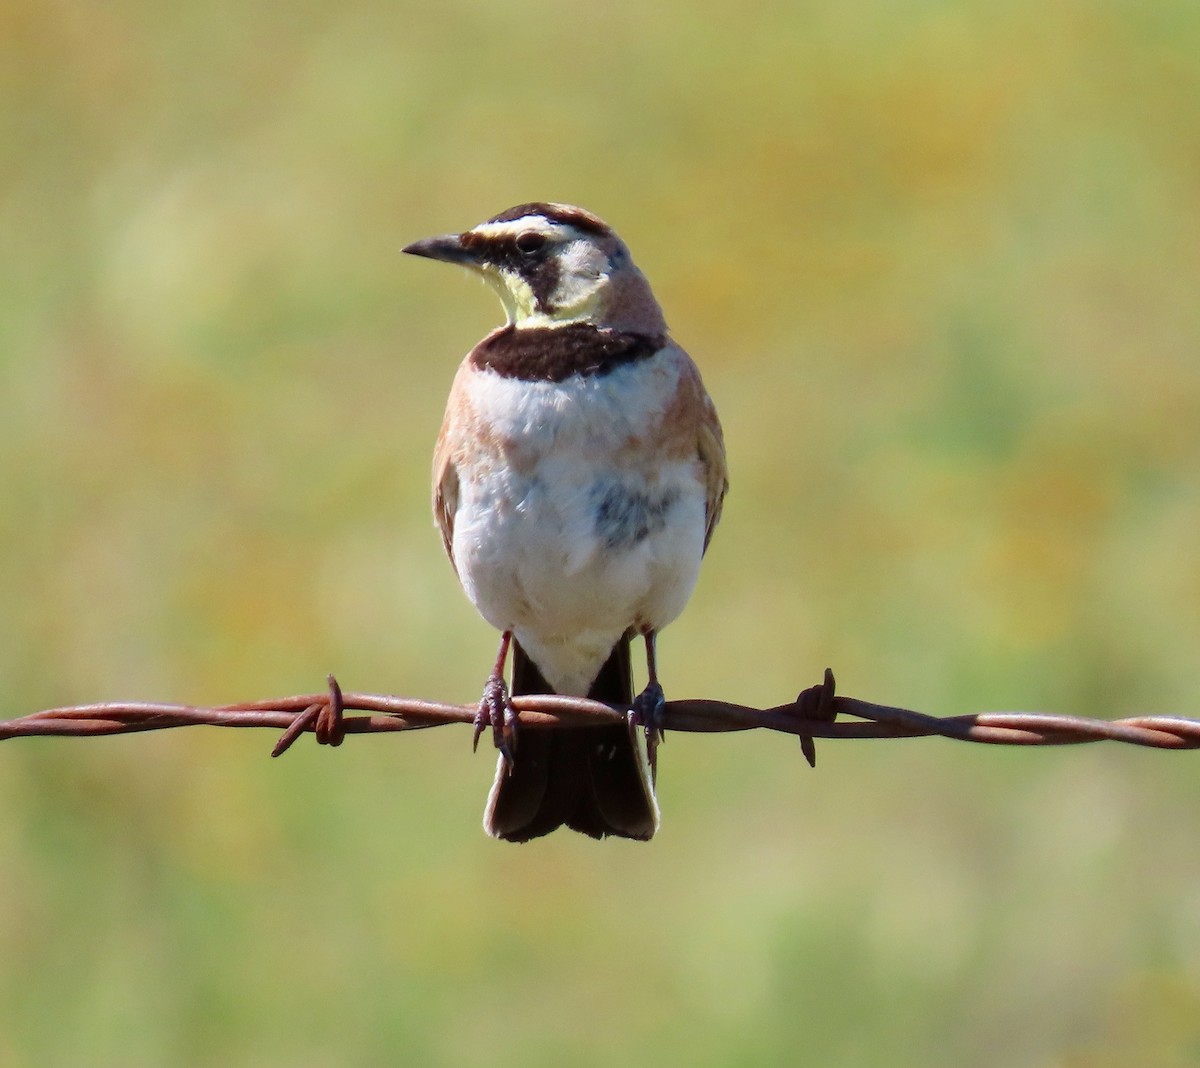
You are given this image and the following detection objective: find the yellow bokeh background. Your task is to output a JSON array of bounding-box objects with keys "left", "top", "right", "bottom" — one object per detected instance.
[{"left": 3, "top": 1, "right": 1199, "bottom": 1064}]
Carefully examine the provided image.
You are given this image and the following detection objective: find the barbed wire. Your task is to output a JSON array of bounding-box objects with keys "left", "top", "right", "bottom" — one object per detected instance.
[{"left": 3, "top": 670, "right": 1197, "bottom": 767}]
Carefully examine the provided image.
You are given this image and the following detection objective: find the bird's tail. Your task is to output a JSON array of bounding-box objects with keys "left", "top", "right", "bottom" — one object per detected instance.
[{"left": 483, "top": 634, "right": 660, "bottom": 842}]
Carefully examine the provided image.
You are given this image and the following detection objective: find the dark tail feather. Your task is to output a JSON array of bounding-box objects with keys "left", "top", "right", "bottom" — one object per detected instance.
[{"left": 483, "top": 635, "right": 660, "bottom": 843}]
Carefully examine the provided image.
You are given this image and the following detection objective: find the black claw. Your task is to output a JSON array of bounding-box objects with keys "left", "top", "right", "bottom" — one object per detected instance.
[
  {"left": 477, "top": 673, "right": 518, "bottom": 771},
  {"left": 633, "top": 680, "right": 665, "bottom": 737},
  {"left": 631, "top": 680, "right": 666, "bottom": 780},
  {"left": 502, "top": 701, "right": 520, "bottom": 759},
  {"left": 472, "top": 701, "right": 488, "bottom": 752}
]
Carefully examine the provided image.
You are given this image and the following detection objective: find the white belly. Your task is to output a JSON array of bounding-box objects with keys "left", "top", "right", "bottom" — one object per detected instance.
[{"left": 450, "top": 353, "right": 707, "bottom": 695}]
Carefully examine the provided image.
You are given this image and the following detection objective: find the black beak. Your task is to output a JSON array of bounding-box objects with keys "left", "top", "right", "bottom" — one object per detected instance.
[{"left": 401, "top": 233, "right": 476, "bottom": 265}]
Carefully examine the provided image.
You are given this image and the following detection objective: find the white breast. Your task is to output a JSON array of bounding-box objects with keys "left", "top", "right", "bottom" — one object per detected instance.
[{"left": 451, "top": 348, "right": 707, "bottom": 695}]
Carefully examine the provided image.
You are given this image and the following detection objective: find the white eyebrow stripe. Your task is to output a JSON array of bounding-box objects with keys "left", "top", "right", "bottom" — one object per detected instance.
[{"left": 470, "top": 218, "right": 570, "bottom": 240}]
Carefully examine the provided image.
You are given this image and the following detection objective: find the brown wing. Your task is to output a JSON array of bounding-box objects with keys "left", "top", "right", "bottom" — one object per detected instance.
[
  {"left": 698, "top": 389, "right": 728, "bottom": 554},
  {"left": 672, "top": 348, "right": 724, "bottom": 554},
  {"left": 432, "top": 418, "right": 459, "bottom": 575},
  {"left": 660, "top": 346, "right": 729, "bottom": 555}
]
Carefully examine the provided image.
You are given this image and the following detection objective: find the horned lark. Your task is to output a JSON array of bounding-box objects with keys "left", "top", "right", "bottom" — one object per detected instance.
[{"left": 404, "top": 202, "right": 727, "bottom": 841}]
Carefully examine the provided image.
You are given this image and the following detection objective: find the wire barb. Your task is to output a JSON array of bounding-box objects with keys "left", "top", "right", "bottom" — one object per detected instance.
[
  {"left": 2, "top": 670, "right": 1198, "bottom": 757},
  {"left": 270, "top": 701, "right": 322, "bottom": 758},
  {"left": 316, "top": 674, "right": 346, "bottom": 747},
  {"left": 794, "top": 666, "right": 838, "bottom": 768}
]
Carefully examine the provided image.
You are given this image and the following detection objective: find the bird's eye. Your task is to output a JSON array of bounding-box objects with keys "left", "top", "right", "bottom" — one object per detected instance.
[{"left": 515, "top": 231, "right": 546, "bottom": 255}]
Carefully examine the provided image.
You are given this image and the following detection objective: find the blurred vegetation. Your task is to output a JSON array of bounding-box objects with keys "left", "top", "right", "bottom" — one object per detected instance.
[{"left": 3, "top": 0, "right": 1199, "bottom": 1064}]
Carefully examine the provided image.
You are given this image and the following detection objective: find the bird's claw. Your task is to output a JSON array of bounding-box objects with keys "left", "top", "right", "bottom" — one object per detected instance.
[
  {"left": 475, "top": 672, "right": 518, "bottom": 772},
  {"left": 630, "top": 680, "right": 666, "bottom": 780}
]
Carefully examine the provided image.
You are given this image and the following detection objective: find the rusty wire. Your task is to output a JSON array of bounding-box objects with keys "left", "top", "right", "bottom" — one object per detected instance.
[{"left": 3, "top": 669, "right": 1198, "bottom": 766}]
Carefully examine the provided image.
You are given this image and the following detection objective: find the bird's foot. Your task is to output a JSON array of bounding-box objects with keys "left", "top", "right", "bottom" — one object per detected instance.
[
  {"left": 474, "top": 672, "right": 518, "bottom": 772},
  {"left": 630, "top": 680, "right": 666, "bottom": 781}
]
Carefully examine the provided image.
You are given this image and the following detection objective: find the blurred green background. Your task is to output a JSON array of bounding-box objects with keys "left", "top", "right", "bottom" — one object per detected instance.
[{"left": 3, "top": 1, "right": 1199, "bottom": 1064}]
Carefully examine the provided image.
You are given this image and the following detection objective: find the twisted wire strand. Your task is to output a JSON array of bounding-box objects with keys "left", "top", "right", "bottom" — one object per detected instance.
[{"left": 3, "top": 670, "right": 1197, "bottom": 765}]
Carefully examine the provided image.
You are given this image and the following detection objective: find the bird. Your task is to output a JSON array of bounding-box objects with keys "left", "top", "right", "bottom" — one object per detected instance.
[{"left": 403, "top": 202, "right": 727, "bottom": 842}]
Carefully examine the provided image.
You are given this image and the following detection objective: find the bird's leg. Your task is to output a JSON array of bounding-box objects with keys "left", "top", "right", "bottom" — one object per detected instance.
[
  {"left": 475, "top": 630, "right": 518, "bottom": 771},
  {"left": 630, "top": 630, "right": 666, "bottom": 780}
]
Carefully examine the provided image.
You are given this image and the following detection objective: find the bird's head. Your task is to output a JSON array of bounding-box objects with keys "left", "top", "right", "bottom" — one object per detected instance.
[{"left": 403, "top": 202, "right": 667, "bottom": 335}]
